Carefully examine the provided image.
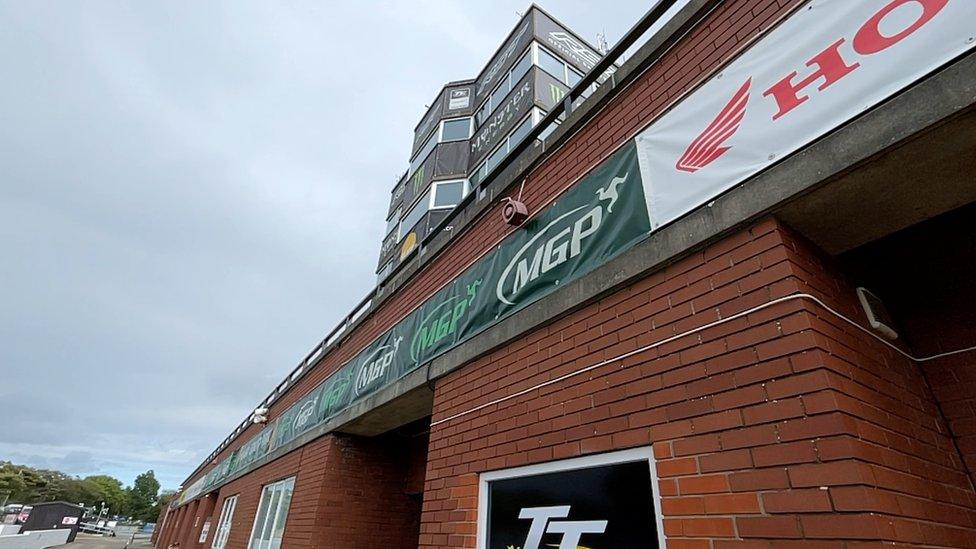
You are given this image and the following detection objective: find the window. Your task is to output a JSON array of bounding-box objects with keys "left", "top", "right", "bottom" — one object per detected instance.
[
  {"left": 470, "top": 109, "right": 549, "bottom": 188},
  {"left": 376, "top": 260, "right": 393, "bottom": 283},
  {"left": 431, "top": 180, "right": 465, "bottom": 209},
  {"left": 567, "top": 66, "right": 583, "bottom": 87},
  {"left": 538, "top": 46, "right": 568, "bottom": 83},
  {"left": 475, "top": 45, "right": 533, "bottom": 128},
  {"left": 510, "top": 49, "right": 532, "bottom": 86},
  {"left": 478, "top": 447, "right": 662, "bottom": 549},
  {"left": 400, "top": 190, "right": 431, "bottom": 238},
  {"left": 490, "top": 83, "right": 509, "bottom": 112},
  {"left": 486, "top": 143, "right": 508, "bottom": 173},
  {"left": 508, "top": 116, "right": 533, "bottom": 148},
  {"left": 385, "top": 209, "right": 400, "bottom": 237},
  {"left": 211, "top": 495, "right": 238, "bottom": 549},
  {"left": 476, "top": 101, "right": 491, "bottom": 127},
  {"left": 247, "top": 477, "right": 295, "bottom": 549},
  {"left": 409, "top": 132, "right": 437, "bottom": 178},
  {"left": 441, "top": 118, "right": 471, "bottom": 142}
]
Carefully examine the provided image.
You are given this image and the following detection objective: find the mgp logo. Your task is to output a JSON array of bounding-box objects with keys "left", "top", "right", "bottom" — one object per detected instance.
[
  {"left": 495, "top": 173, "right": 627, "bottom": 306},
  {"left": 676, "top": 0, "right": 949, "bottom": 173}
]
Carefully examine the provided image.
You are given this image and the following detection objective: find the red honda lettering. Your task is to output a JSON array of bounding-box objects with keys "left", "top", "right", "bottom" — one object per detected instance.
[
  {"left": 763, "top": 39, "right": 860, "bottom": 120},
  {"left": 853, "top": 0, "right": 948, "bottom": 55}
]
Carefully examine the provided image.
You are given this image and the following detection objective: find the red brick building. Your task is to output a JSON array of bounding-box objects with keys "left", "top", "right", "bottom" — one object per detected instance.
[{"left": 154, "top": 1, "right": 976, "bottom": 548}]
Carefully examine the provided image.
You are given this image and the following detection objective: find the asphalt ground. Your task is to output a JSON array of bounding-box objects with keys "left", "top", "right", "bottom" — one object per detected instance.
[{"left": 55, "top": 533, "right": 153, "bottom": 549}]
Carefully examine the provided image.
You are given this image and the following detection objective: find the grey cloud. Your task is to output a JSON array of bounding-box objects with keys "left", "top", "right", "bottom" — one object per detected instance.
[{"left": 0, "top": 0, "right": 650, "bottom": 489}]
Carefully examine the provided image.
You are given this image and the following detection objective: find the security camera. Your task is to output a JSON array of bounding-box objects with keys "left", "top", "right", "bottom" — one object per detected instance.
[{"left": 502, "top": 197, "right": 528, "bottom": 226}]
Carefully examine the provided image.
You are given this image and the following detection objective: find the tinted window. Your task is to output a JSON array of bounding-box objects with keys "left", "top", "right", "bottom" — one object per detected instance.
[
  {"left": 385, "top": 209, "right": 400, "bottom": 236},
  {"left": 538, "top": 47, "right": 566, "bottom": 83},
  {"left": 508, "top": 116, "right": 533, "bottom": 148},
  {"left": 476, "top": 101, "right": 491, "bottom": 127},
  {"left": 470, "top": 163, "right": 487, "bottom": 188},
  {"left": 510, "top": 49, "right": 532, "bottom": 85},
  {"left": 441, "top": 118, "right": 470, "bottom": 141},
  {"left": 432, "top": 181, "right": 464, "bottom": 208},
  {"left": 567, "top": 66, "right": 583, "bottom": 87},
  {"left": 486, "top": 143, "right": 508, "bottom": 173},
  {"left": 409, "top": 132, "right": 436, "bottom": 177},
  {"left": 401, "top": 190, "right": 430, "bottom": 235},
  {"left": 491, "top": 81, "right": 510, "bottom": 111}
]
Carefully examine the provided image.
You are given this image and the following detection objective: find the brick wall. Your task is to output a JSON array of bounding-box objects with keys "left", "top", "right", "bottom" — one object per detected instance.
[
  {"left": 420, "top": 218, "right": 976, "bottom": 548},
  {"left": 309, "top": 434, "right": 422, "bottom": 549},
  {"left": 157, "top": 431, "right": 422, "bottom": 549},
  {"left": 178, "top": 0, "right": 805, "bottom": 492},
  {"left": 839, "top": 203, "right": 976, "bottom": 491}
]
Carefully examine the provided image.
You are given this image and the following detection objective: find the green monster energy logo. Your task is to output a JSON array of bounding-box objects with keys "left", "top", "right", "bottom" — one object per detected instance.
[
  {"left": 412, "top": 165, "right": 425, "bottom": 194},
  {"left": 410, "top": 279, "right": 482, "bottom": 362},
  {"left": 550, "top": 83, "right": 566, "bottom": 104}
]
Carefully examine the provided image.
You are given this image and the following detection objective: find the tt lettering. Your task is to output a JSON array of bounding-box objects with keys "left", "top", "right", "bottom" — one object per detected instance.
[
  {"left": 764, "top": 0, "right": 948, "bottom": 120},
  {"left": 516, "top": 506, "right": 607, "bottom": 549}
]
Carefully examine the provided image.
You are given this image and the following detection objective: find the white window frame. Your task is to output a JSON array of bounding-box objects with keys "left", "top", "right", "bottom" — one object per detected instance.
[
  {"left": 430, "top": 179, "right": 469, "bottom": 210},
  {"left": 536, "top": 43, "right": 572, "bottom": 84},
  {"left": 211, "top": 494, "right": 238, "bottom": 549},
  {"left": 246, "top": 477, "right": 295, "bottom": 549},
  {"left": 439, "top": 117, "right": 473, "bottom": 142},
  {"left": 476, "top": 447, "right": 665, "bottom": 549}
]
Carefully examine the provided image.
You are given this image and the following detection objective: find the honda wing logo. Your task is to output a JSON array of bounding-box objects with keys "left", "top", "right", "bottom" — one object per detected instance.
[
  {"left": 514, "top": 506, "right": 606, "bottom": 549},
  {"left": 675, "top": 78, "right": 751, "bottom": 173},
  {"left": 674, "top": 0, "right": 954, "bottom": 175}
]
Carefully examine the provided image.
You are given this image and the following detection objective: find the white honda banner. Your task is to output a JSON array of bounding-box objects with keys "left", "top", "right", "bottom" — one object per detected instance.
[{"left": 635, "top": 0, "right": 976, "bottom": 229}]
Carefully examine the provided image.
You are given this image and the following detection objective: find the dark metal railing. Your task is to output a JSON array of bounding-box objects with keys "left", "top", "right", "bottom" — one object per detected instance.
[{"left": 189, "top": 0, "right": 699, "bottom": 479}]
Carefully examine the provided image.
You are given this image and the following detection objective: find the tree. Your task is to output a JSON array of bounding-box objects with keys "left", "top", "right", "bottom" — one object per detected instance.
[
  {"left": 59, "top": 478, "right": 103, "bottom": 507},
  {"left": 0, "top": 462, "right": 128, "bottom": 511},
  {"left": 0, "top": 462, "right": 53, "bottom": 503},
  {"left": 146, "top": 490, "right": 176, "bottom": 525},
  {"left": 126, "top": 470, "right": 160, "bottom": 522},
  {"left": 85, "top": 475, "right": 127, "bottom": 514}
]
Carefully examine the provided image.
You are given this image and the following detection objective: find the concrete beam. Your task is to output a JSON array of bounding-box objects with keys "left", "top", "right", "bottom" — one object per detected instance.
[{"left": 182, "top": 36, "right": 976, "bottom": 503}]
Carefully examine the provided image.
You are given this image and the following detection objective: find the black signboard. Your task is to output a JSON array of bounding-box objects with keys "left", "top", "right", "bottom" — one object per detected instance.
[
  {"left": 470, "top": 71, "right": 534, "bottom": 166},
  {"left": 412, "top": 94, "right": 443, "bottom": 155},
  {"left": 444, "top": 86, "right": 473, "bottom": 113},
  {"left": 484, "top": 455, "right": 658, "bottom": 549},
  {"left": 475, "top": 16, "right": 533, "bottom": 102}
]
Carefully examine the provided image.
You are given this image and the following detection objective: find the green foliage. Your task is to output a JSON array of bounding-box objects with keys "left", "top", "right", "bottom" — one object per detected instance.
[
  {"left": 0, "top": 462, "right": 162, "bottom": 521},
  {"left": 85, "top": 475, "right": 127, "bottom": 514},
  {"left": 125, "top": 470, "right": 161, "bottom": 522}
]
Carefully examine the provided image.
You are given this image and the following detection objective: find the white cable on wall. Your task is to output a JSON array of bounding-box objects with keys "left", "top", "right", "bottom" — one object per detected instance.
[{"left": 430, "top": 292, "right": 976, "bottom": 428}]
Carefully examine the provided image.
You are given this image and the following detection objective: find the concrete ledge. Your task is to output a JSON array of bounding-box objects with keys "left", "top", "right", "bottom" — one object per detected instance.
[
  {"left": 182, "top": 0, "right": 723, "bottom": 486},
  {"left": 0, "top": 529, "right": 69, "bottom": 549},
  {"left": 187, "top": 48, "right": 976, "bottom": 502}
]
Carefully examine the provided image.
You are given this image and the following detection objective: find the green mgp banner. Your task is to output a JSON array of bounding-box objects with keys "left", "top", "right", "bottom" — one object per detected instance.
[{"left": 179, "top": 141, "right": 650, "bottom": 505}]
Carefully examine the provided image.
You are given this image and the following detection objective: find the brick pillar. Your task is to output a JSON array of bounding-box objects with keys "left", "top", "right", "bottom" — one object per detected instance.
[
  {"left": 177, "top": 499, "right": 200, "bottom": 548},
  {"left": 420, "top": 218, "right": 976, "bottom": 548},
  {"left": 160, "top": 505, "right": 183, "bottom": 548},
  {"left": 152, "top": 506, "right": 172, "bottom": 547},
  {"left": 185, "top": 494, "right": 216, "bottom": 549},
  {"left": 294, "top": 433, "right": 421, "bottom": 549}
]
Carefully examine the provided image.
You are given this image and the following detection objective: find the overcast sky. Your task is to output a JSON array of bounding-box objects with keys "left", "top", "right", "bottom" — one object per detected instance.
[{"left": 0, "top": 0, "right": 660, "bottom": 490}]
